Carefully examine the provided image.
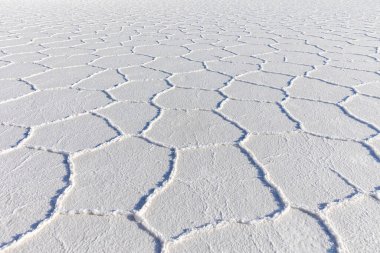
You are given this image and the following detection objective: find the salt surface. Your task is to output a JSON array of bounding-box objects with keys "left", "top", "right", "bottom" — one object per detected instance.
[{"left": 0, "top": 0, "right": 379, "bottom": 252}]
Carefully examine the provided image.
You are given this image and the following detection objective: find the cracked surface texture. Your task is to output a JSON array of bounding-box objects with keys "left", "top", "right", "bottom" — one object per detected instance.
[{"left": 0, "top": 0, "right": 379, "bottom": 252}]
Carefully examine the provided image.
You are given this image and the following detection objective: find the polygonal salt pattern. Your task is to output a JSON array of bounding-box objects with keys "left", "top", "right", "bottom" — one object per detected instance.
[
  {"left": 24, "top": 65, "right": 102, "bottom": 89},
  {"left": 0, "top": 125, "right": 28, "bottom": 150},
  {"left": 91, "top": 54, "right": 153, "bottom": 69},
  {"left": 328, "top": 196, "right": 380, "bottom": 253},
  {"left": 261, "top": 62, "right": 314, "bottom": 76},
  {"left": 168, "top": 70, "right": 230, "bottom": 89},
  {"left": 221, "top": 100, "right": 297, "bottom": 133},
  {"left": 145, "top": 56, "right": 204, "bottom": 73},
  {"left": 109, "top": 80, "right": 169, "bottom": 102},
  {"left": 284, "top": 98, "right": 376, "bottom": 140},
  {"left": 237, "top": 71, "right": 293, "bottom": 89},
  {"left": 62, "top": 137, "right": 170, "bottom": 211},
  {"left": 1, "top": 0, "right": 380, "bottom": 251},
  {"left": 0, "top": 89, "right": 111, "bottom": 126},
  {"left": 134, "top": 44, "right": 189, "bottom": 57},
  {"left": 74, "top": 69, "right": 126, "bottom": 90},
  {"left": 343, "top": 95, "right": 380, "bottom": 128},
  {"left": 96, "top": 102, "right": 158, "bottom": 134},
  {"left": 287, "top": 77, "right": 352, "bottom": 103},
  {"left": 37, "top": 54, "right": 98, "bottom": 68},
  {"left": 222, "top": 80, "right": 284, "bottom": 102},
  {"left": 0, "top": 148, "right": 68, "bottom": 247},
  {"left": 246, "top": 132, "right": 380, "bottom": 208},
  {"left": 25, "top": 114, "right": 119, "bottom": 152},
  {"left": 145, "top": 110, "right": 242, "bottom": 147},
  {"left": 206, "top": 60, "right": 260, "bottom": 76},
  {"left": 356, "top": 82, "right": 380, "bottom": 98},
  {"left": 3, "top": 215, "right": 157, "bottom": 253},
  {"left": 167, "top": 209, "right": 334, "bottom": 252},
  {"left": 309, "top": 65, "right": 380, "bottom": 87},
  {"left": 0, "top": 80, "right": 33, "bottom": 101},
  {"left": 120, "top": 66, "right": 170, "bottom": 81},
  {"left": 144, "top": 146, "right": 280, "bottom": 238},
  {"left": 155, "top": 88, "right": 223, "bottom": 110},
  {"left": 0, "top": 63, "right": 47, "bottom": 79}
]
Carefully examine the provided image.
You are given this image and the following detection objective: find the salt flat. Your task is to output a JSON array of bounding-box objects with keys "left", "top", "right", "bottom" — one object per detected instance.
[{"left": 0, "top": 0, "right": 380, "bottom": 252}]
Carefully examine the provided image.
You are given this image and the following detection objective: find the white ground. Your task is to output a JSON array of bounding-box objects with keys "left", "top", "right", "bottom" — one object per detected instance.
[{"left": 0, "top": 0, "right": 380, "bottom": 252}]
